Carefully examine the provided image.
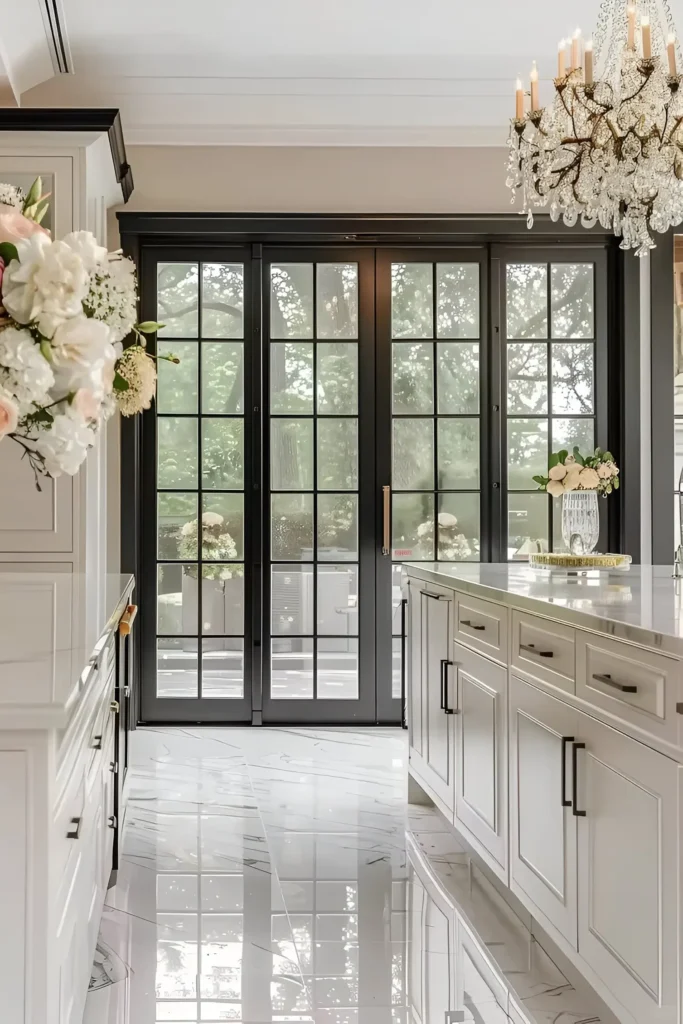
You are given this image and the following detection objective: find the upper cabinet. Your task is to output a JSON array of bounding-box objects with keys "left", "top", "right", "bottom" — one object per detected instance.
[{"left": 0, "top": 111, "right": 132, "bottom": 641}]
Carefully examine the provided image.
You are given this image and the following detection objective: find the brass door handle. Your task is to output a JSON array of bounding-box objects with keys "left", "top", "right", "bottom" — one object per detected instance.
[
  {"left": 382, "top": 485, "right": 391, "bottom": 556},
  {"left": 119, "top": 603, "right": 138, "bottom": 637},
  {"left": 110, "top": 700, "right": 120, "bottom": 713}
]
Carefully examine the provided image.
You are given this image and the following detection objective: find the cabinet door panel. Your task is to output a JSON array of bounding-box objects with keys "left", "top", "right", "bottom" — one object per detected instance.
[
  {"left": 577, "top": 712, "right": 679, "bottom": 1024},
  {"left": 510, "top": 676, "right": 578, "bottom": 949},
  {"left": 424, "top": 589, "right": 454, "bottom": 808},
  {"left": 454, "top": 643, "right": 507, "bottom": 879},
  {"left": 408, "top": 584, "right": 424, "bottom": 759}
]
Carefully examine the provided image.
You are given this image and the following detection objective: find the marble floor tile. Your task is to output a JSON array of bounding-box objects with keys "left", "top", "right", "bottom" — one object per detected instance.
[{"left": 86, "top": 727, "right": 609, "bottom": 1024}]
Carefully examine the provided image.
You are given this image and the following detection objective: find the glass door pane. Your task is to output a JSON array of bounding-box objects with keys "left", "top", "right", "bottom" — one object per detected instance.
[
  {"left": 502, "top": 256, "right": 600, "bottom": 559},
  {"left": 263, "top": 252, "right": 376, "bottom": 723},
  {"left": 378, "top": 251, "right": 486, "bottom": 720},
  {"left": 144, "top": 252, "right": 253, "bottom": 722}
]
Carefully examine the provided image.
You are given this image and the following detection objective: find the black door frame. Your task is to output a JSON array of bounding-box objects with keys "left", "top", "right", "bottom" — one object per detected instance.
[{"left": 119, "top": 213, "right": 631, "bottom": 728}]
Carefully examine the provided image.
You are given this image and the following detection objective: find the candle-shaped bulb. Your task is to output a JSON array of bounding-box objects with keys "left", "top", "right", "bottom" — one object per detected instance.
[
  {"left": 585, "top": 38, "right": 594, "bottom": 84},
  {"left": 641, "top": 14, "right": 652, "bottom": 58},
  {"left": 530, "top": 61, "right": 539, "bottom": 111},
  {"left": 667, "top": 32, "right": 677, "bottom": 75},
  {"left": 558, "top": 38, "right": 566, "bottom": 77},
  {"left": 627, "top": 5, "right": 636, "bottom": 50},
  {"left": 515, "top": 77, "right": 524, "bottom": 120},
  {"left": 571, "top": 27, "right": 582, "bottom": 73}
]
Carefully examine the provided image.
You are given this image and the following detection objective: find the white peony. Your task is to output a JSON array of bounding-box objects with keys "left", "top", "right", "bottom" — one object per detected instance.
[
  {"left": 50, "top": 315, "right": 115, "bottom": 395},
  {"left": 597, "top": 462, "right": 612, "bottom": 479},
  {"left": 202, "top": 512, "right": 224, "bottom": 527},
  {"left": 62, "top": 231, "right": 108, "bottom": 273},
  {"left": 34, "top": 407, "right": 94, "bottom": 476},
  {"left": 437, "top": 511, "right": 458, "bottom": 527},
  {"left": 548, "top": 463, "right": 567, "bottom": 480},
  {"left": 0, "top": 325, "right": 55, "bottom": 414},
  {"left": 2, "top": 234, "right": 91, "bottom": 338},
  {"left": 546, "top": 479, "right": 565, "bottom": 497},
  {"left": 563, "top": 466, "right": 582, "bottom": 491}
]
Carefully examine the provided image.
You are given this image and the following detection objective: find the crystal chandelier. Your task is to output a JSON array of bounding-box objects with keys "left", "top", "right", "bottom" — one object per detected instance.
[{"left": 507, "top": 0, "right": 683, "bottom": 254}]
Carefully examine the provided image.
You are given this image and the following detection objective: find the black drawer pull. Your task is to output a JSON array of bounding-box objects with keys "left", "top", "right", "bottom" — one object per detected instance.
[
  {"left": 420, "top": 590, "right": 448, "bottom": 601},
  {"left": 592, "top": 672, "right": 638, "bottom": 694},
  {"left": 440, "top": 659, "right": 456, "bottom": 715},
  {"left": 572, "top": 742, "right": 586, "bottom": 817},
  {"left": 460, "top": 619, "right": 485, "bottom": 631},
  {"left": 561, "top": 736, "right": 574, "bottom": 807},
  {"left": 92, "top": 734, "right": 103, "bottom": 750},
  {"left": 520, "top": 642, "right": 554, "bottom": 659},
  {"left": 67, "top": 816, "right": 82, "bottom": 840}
]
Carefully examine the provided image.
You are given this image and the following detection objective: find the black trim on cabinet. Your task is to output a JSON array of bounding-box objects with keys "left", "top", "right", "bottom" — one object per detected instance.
[
  {"left": 651, "top": 232, "right": 675, "bottom": 564},
  {"left": 0, "top": 108, "right": 133, "bottom": 201}
]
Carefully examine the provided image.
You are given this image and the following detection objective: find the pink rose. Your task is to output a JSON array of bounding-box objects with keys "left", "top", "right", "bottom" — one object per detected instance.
[
  {"left": 0, "top": 389, "right": 18, "bottom": 438},
  {"left": 72, "top": 388, "right": 102, "bottom": 423},
  {"left": 0, "top": 204, "right": 49, "bottom": 246}
]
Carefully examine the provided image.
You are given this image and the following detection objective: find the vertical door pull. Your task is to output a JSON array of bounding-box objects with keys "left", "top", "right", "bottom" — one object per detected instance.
[
  {"left": 441, "top": 659, "right": 456, "bottom": 714},
  {"left": 561, "top": 736, "right": 574, "bottom": 807},
  {"left": 382, "top": 485, "right": 391, "bottom": 556},
  {"left": 572, "top": 742, "right": 586, "bottom": 816}
]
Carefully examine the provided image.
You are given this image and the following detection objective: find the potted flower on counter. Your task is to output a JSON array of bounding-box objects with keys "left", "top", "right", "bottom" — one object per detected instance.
[
  {"left": 534, "top": 446, "right": 620, "bottom": 554},
  {"left": 0, "top": 177, "right": 176, "bottom": 487}
]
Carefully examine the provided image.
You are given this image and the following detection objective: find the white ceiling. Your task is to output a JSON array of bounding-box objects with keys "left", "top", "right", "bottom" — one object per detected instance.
[{"left": 17, "top": 0, "right": 683, "bottom": 146}]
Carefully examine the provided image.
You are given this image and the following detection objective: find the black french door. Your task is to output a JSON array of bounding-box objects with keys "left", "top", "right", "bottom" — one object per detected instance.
[{"left": 135, "top": 235, "right": 613, "bottom": 725}]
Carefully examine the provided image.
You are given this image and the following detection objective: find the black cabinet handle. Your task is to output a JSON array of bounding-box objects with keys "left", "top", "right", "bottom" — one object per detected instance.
[
  {"left": 92, "top": 734, "right": 103, "bottom": 750},
  {"left": 561, "top": 736, "right": 575, "bottom": 807},
  {"left": 441, "top": 659, "right": 456, "bottom": 714},
  {"left": 572, "top": 742, "right": 586, "bottom": 817},
  {"left": 67, "top": 816, "right": 82, "bottom": 840},
  {"left": 460, "top": 619, "right": 485, "bottom": 631},
  {"left": 592, "top": 672, "right": 638, "bottom": 694},
  {"left": 520, "top": 642, "right": 554, "bottom": 659},
  {"left": 420, "top": 590, "right": 448, "bottom": 601}
]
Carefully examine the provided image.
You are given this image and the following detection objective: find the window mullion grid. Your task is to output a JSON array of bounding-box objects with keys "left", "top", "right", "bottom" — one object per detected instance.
[
  {"left": 313, "top": 265, "right": 318, "bottom": 699},
  {"left": 432, "top": 262, "right": 438, "bottom": 561},
  {"left": 198, "top": 263, "right": 204, "bottom": 698}
]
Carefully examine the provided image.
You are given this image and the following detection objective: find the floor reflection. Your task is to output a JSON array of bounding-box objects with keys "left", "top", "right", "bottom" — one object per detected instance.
[{"left": 84, "top": 728, "right": 605, "bottom": 1024}]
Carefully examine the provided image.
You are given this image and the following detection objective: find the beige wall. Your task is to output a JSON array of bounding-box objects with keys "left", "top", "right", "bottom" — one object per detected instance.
[{"left": 110, "top": 145, "right": 511, "bottom": 242}]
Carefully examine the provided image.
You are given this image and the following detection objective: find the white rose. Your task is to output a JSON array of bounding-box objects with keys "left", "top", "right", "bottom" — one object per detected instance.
[
  {"left": 62, "top": 231, "right": 108, "bottom": 273},
  {"left": 2, "top": 234, "right": 91, "bottom": 338},
  {"left": 548, "top": 463, "right": 567, "bottom": 481},
  {"left": 578, "top": 467, "right": 600, "bottom": 490},
  {"left": 34, "top": 407, "right": 94, "bottom": 477},
  {"left": 546, "top": 479, "right": 565, "bottom": 497},
  {"left": 50, "top": 315, "right": 114, "bottom": 394},
  {"left": 563, "top": 467, "right": 582, "bottom": 491},
  {"left": 0, "top": 388, "right": 18, "bottom": 438}
]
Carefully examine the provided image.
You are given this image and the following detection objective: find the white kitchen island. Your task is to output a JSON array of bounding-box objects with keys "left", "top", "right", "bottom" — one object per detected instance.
[
  {"left": 0, "top": 571, "right": 136, "bottom": 1024},
  {"left": 403, "top": 562, "right": 683, "bottom": 1024}
]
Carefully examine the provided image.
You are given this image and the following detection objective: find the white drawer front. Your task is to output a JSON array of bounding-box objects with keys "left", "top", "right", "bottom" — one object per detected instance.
[
  {"left": 511, "top": 611, "right": 575, "bottom": 694},
  {"left": 455, "top": 594, "right": 508, "bottom": 664},
  {"left": 577, "top": 633, "right": 682, "bottom": 748}
]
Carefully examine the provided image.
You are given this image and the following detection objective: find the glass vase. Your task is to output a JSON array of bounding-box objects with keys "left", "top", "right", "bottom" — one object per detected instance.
[{"left": 561, "top": 490, "right": 600, "bottom": 555}]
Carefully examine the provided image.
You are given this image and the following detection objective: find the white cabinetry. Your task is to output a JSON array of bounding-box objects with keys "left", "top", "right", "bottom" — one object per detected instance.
[
  {"left": 575, "top": 710, "right": 680, "bottom": 1024},
  {"left": 407, "top": 854, "right": 457, "bottom": 1024},
  {"left": 454, "top": 643, "right": 508, "bottom": 880},
  {"left": 509, "top": 676, "right": 578, "bottom": 948},
  {"left": 408, "top": 582, "right": 456, "bottom": 814}
]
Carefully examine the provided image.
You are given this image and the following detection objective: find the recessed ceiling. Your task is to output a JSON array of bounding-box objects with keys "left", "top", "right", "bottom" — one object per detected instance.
[{"left": 20, "top": 0, "right": 683, "bottom": 145}]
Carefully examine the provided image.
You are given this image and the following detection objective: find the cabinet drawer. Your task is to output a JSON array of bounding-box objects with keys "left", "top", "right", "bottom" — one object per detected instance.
[
  {"left": 455, "top": 594, "right": 508, "bottom": 664},
  {"left": 577, "top": 633, "right": 682, "bottom": 748},
  {"left": 511, "top": 611, "right": 575, "bottom": 694}
]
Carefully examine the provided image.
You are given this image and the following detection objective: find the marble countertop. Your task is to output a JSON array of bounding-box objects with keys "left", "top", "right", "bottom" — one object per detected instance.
[
  {"left": 403, "top": 562, "right": 683, "bottom": 656},
  {"left": 0, "top": 572, "right": 134, "bottom": 729}
]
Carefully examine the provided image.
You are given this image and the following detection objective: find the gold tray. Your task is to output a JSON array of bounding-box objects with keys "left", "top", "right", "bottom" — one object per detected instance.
[{"left": 528, "top": 552, "right": 632, "bottom": 570}]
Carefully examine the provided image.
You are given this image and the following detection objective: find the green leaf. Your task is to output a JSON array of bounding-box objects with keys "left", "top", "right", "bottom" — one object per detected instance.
[
  {"left": 548, "top": 452, "right": 560, "bottom": 469},
  {"left": 23, "top": 176, "right": 42, "bottom": 212},
  {"left": 113, "top": 371, "right": 130, "bottom": 392},
  {"left": 557, "top": 449, "right": 568, "bottom": 464},
  {"left": 613, "top": 476, "right": 619, "bottom": 489},
  {"left": 29, "top": 406, "right": 54, "bottom": 425},
  {"left": 0, "top": 241, "right": 18, "bottom": 265},
  {"left": 33, "top": 197, "right": 50, "bottom": 224},
  {"left": 137, "top": 321, "right": 166, "bottom": 333},
  {"left": 39, "top": 339, "right": 53, "bottom": 363},
  {"left": 603, "top": 451, "right": 614, "bottom": 462},
  {"left": 573, "top": 448, "right": 585, "bottom": 466},
  {"left": 532, "top": 475, "right": 546, "bottom": 484}
]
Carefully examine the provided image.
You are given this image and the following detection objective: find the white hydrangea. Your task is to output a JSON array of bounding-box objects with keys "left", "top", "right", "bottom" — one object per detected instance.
[
  {"left": 0, "top": 326, "right": 54, "bottom": 415},
  {"left": 0, "top": 184, "right": 24, "bottom": 208},
  {"left": 3, "top": 234, "right": 91, "bottom": 338},
  {"left": 115, "top": 345, "right": 157, "bottom": 416},
  {"left": 86, "top": 253, "right": 137, "bottom": 343},
  {"left": 34, "top": 407, "right": 95, "bottom": 476}
]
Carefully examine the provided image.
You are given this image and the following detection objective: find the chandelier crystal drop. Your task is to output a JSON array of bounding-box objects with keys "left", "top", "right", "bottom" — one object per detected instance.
[{"left": 506, "top": 0, "right": 683, "bottom": 255}]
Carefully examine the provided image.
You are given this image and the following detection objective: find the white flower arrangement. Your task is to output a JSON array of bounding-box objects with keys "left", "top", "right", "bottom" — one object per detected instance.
[
  {"left": 0, "top": 177, "right": 177, "bottom": 486},
  {"left": 417, "top": 511, "right": 474, "bottom": 560},
  {"left": 534, "top": 447, "right": 620, "bottom": 498},
  {"left": 177, "top": 511, "right": 243, "bottom": 580}
]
